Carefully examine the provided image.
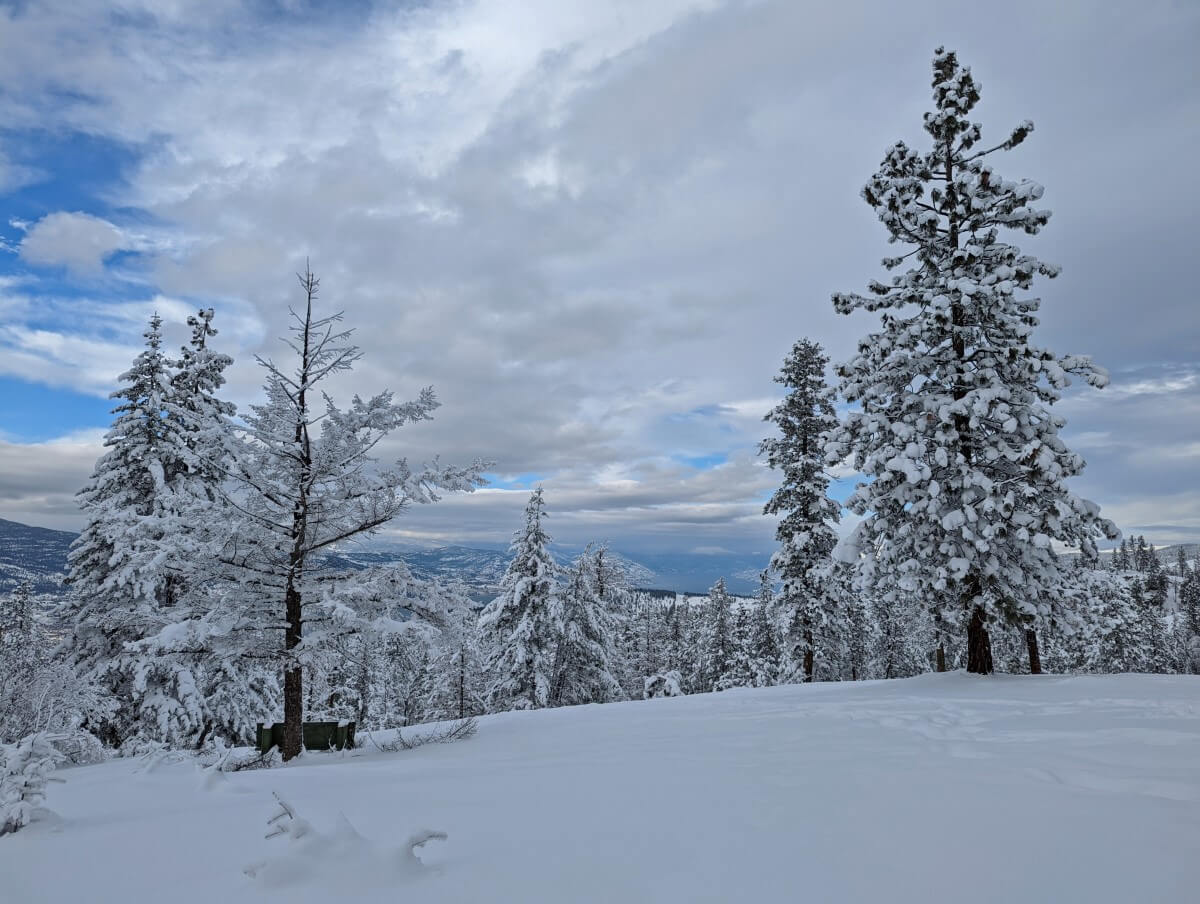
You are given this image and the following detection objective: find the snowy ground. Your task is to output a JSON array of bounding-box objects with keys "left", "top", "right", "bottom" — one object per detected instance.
[{"left": 4, "top": 673, "right": 1198, "bottom": 903}]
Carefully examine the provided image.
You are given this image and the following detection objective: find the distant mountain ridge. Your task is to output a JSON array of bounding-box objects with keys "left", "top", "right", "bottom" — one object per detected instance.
[
  {"left": 0, "top": 517, "right": 769, "bottom": 597},
  {"left": 0, "top": 517, "right": 76, "bottom": 594},
  {"left": 5, "top": 517, "right": 1195, "bottom": 600}
]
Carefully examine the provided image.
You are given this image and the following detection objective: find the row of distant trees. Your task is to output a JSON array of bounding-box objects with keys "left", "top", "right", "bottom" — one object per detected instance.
[{"left": 4, "top": 512, "right": 1198, "bottom": 756}]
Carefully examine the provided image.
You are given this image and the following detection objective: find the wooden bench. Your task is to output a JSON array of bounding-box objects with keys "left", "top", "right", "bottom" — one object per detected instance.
[{"left": 255, "top": 721, "right": 356, "bottom": 754}]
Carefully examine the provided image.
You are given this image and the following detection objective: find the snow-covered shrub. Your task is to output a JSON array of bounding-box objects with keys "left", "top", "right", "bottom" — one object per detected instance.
[
  {"left": 243, "top": 791, "right": 446, "bottom": 887},
  {"left": 0, "top": 732, "right": 65, "bottom": 836},
  {"left": 51, "top": 729, "right": 106, "bottom": 766},
  {"left": 643, "top": 671, "right": 683, "bottom": 699}
]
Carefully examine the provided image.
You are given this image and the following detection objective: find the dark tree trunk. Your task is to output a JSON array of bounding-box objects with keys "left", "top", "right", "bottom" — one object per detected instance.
[
  {"left": 1025, "top": 629, "right": 1042, "bottom": 675},
  {"left": 966, "top": 605, "right": 994, "bottom": 675},
  {"left": 282, "top": 577, "right": 304, "bottom": 760},
  {"left": 936, "top": 643, "right": 947, "bottom": 673},
  {"left": 803, "top": 626, "right": 814, "bottom": 683},
  {"left": 194, "top": 720, "right": 212, "bottom": 751}
]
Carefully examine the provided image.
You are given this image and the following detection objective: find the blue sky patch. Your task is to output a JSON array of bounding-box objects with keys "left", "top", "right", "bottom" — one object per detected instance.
[{"left": 0, "top": 375, "right": 114, "bottom": 442}]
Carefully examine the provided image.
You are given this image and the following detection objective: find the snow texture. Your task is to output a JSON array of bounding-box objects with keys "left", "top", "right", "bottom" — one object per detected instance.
[{"left": 2, "top": 674, "right": 1196, "bottom": 902}]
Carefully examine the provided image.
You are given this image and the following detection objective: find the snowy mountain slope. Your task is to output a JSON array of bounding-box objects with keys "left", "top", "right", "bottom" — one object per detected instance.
[
  {"left": 3, "top": 673, "right": 1197, "bottom": 903},
  {"left": 0, "top": 518, "right": 74, "bottom": 594},
  {"left": 328, "top": 543, "right": 660, "bottom": 597}
]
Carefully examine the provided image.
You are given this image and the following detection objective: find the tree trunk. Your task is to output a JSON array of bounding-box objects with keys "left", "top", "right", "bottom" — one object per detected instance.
[
  {"left": 1025, "top": 629, "right": 1042, "bottom": 675},
  {"left": 282, "top": 578, "right": 304, "bottom": 760},
  {"left": 936, "top": 643, "right": 947, "bottom": 673},
  {"left": 802, "top": 627, "right": 814, "bottom": 683},
  {"left": 966, "top": 605, "right": 994, "bottom": 675}
]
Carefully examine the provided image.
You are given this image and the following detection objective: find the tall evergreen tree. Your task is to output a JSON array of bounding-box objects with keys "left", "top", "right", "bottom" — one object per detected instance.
[
  {"left": 142, "top": 268, "right": 485, "bottom": 758},
  {"left": 761, "top": 338, "right": 840, "bottom": 682},
  {"left": 825, "top": 48, "right": 1117, "bottom": 674},
  {"left": 61, "top": 315, "right": 209, "bottom": 748},
  {"left": 479, "top": 488, "right": 559, "bottom": 711},
  {"left": 744, "top": 576, "right": 781, "bottom": 687},
  {"left": 549, "top": 550, "right": 623, "bottom": 707},
  {"left": 425, "top": 600, "right": 487, "bottom": 722},
  {"left": 697, "top": 578, "right": 736, "bottom": 692}
]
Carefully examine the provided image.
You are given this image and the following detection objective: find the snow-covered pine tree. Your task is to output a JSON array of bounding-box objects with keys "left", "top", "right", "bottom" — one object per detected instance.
[
  {"left": 479, "top": 488, "right": 559, "bottom": 711},
  {"left": 61, "top": 315, "right": 210, "bottom": 749},
  {"left": 0, "top": 584, "right": 37, "bottom": 742},
  {"left": 744, "top": 571, "right": 781, "bottom": 687},
  {"left": 372, "top": 631, "right": 432, "bottom": 729},
  {"left": 1, "top": 585, "right": 100, "bottom": 747},
  {"left": 591, "top": 545, "right": 639, "bottom": 696},
  {"left": 1183, "top": 571, "right": 1200, "bottom": 638},
  {"left": 142, "top": 268, "right": 485, "bottom": 759},
  {"left": 0, "top": 732, "right": 64, "bottom": 836},
  {"left": 663, "top": 600, "right": 686, "bottom": 678},
  {"left": 841, "top": 591, "right": 874, "bottom": 681},
  {"left": 158, "top": 307, "right": 275, "bottom": 748},
  {"left": 873, "top": 594, "right": 930, "bottom": 680},
  {"left": 1180, "top": 570, "right": 1200, "bottom": 674},
  {"left": 549, "top": 549, "right": 623, "bottom": 707},
  {"left": 0, "top": 582, "right": 32, "bottom": 654},
  {"left": 761, "top": 339, "right": 841, "bottom": 683},
  {"left": 158, "top": 308, "right": 237, "bottom": 606},
  {"left": 826, "top": 48, "right": 1117, "bottom": 674},
  {"left": 423, "top": 588, "right": 486, "bottom": 722},
  {"left": 697, "top": 578, "right": 736, "bottom": 692}
]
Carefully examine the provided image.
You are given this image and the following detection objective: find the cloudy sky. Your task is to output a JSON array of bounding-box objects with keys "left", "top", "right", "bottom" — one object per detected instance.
[{"left": 0, "top": 0, "right": 1196, "bottom": 559}]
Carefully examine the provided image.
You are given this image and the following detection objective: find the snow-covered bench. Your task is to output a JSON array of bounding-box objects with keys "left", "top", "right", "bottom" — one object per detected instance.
[{"left": 255, "top": 721, "right": 356, "bottom": 754}]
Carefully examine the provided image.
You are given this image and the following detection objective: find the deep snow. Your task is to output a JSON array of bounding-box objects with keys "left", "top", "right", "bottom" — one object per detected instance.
[{"left": 3, "top": 673, "right": 1198, "bottom": 903}]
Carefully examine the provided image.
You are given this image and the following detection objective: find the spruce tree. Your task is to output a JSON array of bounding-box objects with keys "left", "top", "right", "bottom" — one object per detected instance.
[
  {"left": 826, "top": 48, "right": 1117, "bottom": 674},
  {"left": 479, "top": 488, "right": 559, "bottom": 711},
  {"left": 744, "top": 571, "right": 781, "bottom": 686},
  {"left": 61, "top": 315, "right": 209, "bottom": 748},
  {"left": 549, "top": 550, "right": 623, "bottom": 707},
  {"left": 761, "top": 339, "right": 840, "bottom": 682},
  {"left": 697, "top": 578, "right": 736, "bottom": 692},
  {"left": 425, "top": 603, "right": 486, "bottom": 722},
  {"left": 0, "top": 732, "right": 65, "bottom": 836}
]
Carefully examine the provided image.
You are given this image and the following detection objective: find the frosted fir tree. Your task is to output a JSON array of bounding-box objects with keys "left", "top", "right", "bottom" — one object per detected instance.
[
  {"left": 147, "top": 308, "right": 259, "bottom": 748},
  {"left": 742, "top": 572, "right": 781, "bottom": 687},
  {"left": 825, "top": 48, "right": 1118, "bottom": 673},
  {"left": 761, "top": 339, "right": 841, "bottom": 682},
  {"left": 591, "top": 545, "right": 638, "bottom": 696},
  {"left": 0, "top": 732, "right": 65, "bottom": 836},
  {"left": 697, "top": 578, "right": 736, "bottom": 692},
  {"left": 840, "top": 592, "right": 874, "bottom": 681},
  {"left": 873, "top": 595, "right": 931, "bottom": 680},
  {"left": 423, "top": 589, "right": 487, "bottom": 722},
  {"left": 549, "top": 550, "right": 623, "bottom": 707},
  {"left": 157, "top": 308, "right": 238, "bottom": 605},
  {"left": 61, "top": 315, "right": 209, "bottom": 749},
  {"left": 663, "top": 600, "right": 687, "bottom": 678},
  {"left": 0, "top": 582, "right": 33, "bottom": 655},
  {"left": 479, "top": 489, "right": 559, "bottom": 711},
  {"left": 142, "top": 268, "right": 486, "bottom": 759},
  {"left": 1, "top": 584, "right": 39, "bottom": 741}
]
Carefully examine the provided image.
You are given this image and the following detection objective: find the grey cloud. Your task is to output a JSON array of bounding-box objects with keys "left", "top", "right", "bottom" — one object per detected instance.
[{"left": 0, "top": 0, "right": 1196, "bottom": 549}]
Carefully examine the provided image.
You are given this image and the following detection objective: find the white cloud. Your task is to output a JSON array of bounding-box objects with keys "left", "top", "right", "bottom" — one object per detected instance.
[
  {"left": 0, "top": 0, "right": 1196, "bottom": 550},
  {"left": 0, "top": 148, "right": 43, "bottom": 194},
  {"left": 0, "top": 429, "right": 104, "bottom": 530},
  {"left": 18, "top": 212, "right": 128, "bottom": 275}
]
